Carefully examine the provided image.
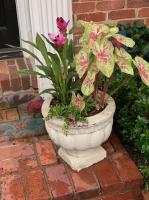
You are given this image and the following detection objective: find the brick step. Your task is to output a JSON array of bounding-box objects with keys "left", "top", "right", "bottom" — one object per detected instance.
[
  {"left": 142, "top": 190, "right": 149, "bottom": 200},
  {"left": 0, "top": 98, "right": 45, "bottom": 142},
  {"left": 0, "top": 58, "right": 38, "bottom": 94},
  {"left": 0, "top": 132, "right": 143, "bottom": 200}
]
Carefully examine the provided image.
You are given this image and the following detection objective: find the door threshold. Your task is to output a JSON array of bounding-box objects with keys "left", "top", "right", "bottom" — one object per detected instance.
[{"left": 0, "top": 48, "right": 23, "bottom": 60}]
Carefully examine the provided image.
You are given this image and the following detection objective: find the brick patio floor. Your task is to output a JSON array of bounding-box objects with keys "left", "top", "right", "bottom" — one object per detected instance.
[
  {"left": 0, "top": 132, "right": 143, "bottom": 200},
  {"left": 142, "top": 190, "right": 149, "bottom": 200}
]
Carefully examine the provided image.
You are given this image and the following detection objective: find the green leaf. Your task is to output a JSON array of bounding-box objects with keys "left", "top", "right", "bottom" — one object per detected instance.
[
  {"left": 66, "top": 71, "right": 77, "bottom": 84},
  {"left": 42, "top": 34, "right": 59, "bottom": 53},
  {"left": 36, "top": 34, "right": 51, "bottom": 68},
  {"left": 67, "top": 39, "right": 74, "bottom": 63},
  {"left": 8, "top": 45, "right": 44, "bottom": 66},
  {"left": 22, "top": 39, "right": 38, "bottom": 49},
  {"left": 47, "top": 53, "right": 62, "bottom": 88},
  {"left": 68, "top": 26, "right": 75, "bottom": 34},
  {"left": 142, "top": 43, "right": 149, "bottom": 56},
  {"left": 36, "top": 65, "right": 52, "bottom": 77},
  {"left": 17, "top": 69, "right": 43, "bottom": 76},
  {"left": 133, "top": 34, "right": 140, "bottom": 40},
  {"left": 48, "top": 52, "right": 60, "bottom": 67},
  {"left": 135, "top": 21, "right": 145, "bottom": 28},
  {"left": 40, "top": 88, "right": 55, "bottom": 95},
  {"left": 47, "top": 53, "right": 62, "bottom": 90},
  {"left": 60, "top": 43, "right": 68, "bottom": 67}
]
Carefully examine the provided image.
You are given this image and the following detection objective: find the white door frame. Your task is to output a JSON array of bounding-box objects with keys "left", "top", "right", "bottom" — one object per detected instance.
[{"left": 15, "top": 0, "right": 73, "bottom": 96}]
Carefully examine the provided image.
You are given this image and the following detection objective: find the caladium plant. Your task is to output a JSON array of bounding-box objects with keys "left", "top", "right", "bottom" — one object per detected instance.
[{"left": 75, "top": 20, "right": 149, "bottom": 105}]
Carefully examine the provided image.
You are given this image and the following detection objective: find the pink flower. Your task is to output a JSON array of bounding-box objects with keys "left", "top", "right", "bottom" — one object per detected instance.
[
  {"left": 48, "top": 33, "right": 67, "bottom": 48},
  {"left": 56, "top": 17, "right": 69, "bottom": 32},
  {"left": 27, "top": 99, "right": 43, "bottom": 113},
  {"left": 70, "top": 114, "right": 76, "bottom": 121},
  {"left": 69, "top": 122, "right": 75, "bottom": 128},
  {"left": 96, "top": 104, "right": 101, "bottom": 111}
]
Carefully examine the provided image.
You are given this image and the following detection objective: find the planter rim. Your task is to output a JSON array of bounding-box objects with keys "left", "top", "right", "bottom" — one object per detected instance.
[{"left": 42, "top": 93, "right": 116, "bottom": 131}]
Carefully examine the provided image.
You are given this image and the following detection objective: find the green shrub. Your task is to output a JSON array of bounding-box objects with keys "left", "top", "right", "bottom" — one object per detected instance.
[
  {"left": 111, "top": 21, "right": 149, "bottom": 189},
  {"left": 116, "top": 84, "right": 149, "bottom": 161},
  {"left": 118, "top": 21, "right": 149, "bottom": 60}
]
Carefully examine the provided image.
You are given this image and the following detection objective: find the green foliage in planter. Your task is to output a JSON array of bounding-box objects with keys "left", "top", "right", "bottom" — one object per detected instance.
[
  {"left": 47, "top": 104, "right": 87, "bottom": 133},
  {"left": 47, "top": 95, "right": 104, "bottom": 132},
  {"left": 111, "top": 21, "right": 149, "bottom": 189}
]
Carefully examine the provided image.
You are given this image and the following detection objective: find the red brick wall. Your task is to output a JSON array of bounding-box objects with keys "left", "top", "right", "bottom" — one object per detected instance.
[
  {"left": 72, "top": 0, "right": 149, "bottom": 49},
  {"left": 72, "top": 0, "right": 149, "bottom": 26},
  {"left": 0, "top": 58, "right": 38, "bottom": 94}
]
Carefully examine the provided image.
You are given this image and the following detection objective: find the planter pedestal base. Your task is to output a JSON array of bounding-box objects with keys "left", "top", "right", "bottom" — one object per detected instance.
[
  {"left": 58, "top": 146, "right": 107, "bottom": 171},
  {"left": 42, "top": 95, "right": 115, "bottom": 171}
]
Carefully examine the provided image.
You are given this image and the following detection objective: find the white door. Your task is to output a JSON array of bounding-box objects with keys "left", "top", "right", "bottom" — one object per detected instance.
[{"left": 15, "top": 0, "right": 73, "bottom": 98}]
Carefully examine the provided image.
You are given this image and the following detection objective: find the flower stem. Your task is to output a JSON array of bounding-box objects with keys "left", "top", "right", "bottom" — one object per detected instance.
[
  {"left": 101, "top": 73, "right": 114, "bottom": 106},
  {"left": 93, "top": 71, "right": 101, "bottom": 100}
]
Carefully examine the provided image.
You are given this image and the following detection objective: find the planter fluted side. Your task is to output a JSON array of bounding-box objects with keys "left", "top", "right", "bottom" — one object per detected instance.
[{"left": 41, "top": 94, "right": 116, "bottom": 171}]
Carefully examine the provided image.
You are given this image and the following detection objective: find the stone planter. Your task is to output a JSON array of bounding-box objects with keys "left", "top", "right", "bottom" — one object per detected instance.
[{"left": 41, "top": 94, "right": 116, "bottom": 171}]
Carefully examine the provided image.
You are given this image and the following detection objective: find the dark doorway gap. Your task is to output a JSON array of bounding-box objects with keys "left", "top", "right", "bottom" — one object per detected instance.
[{"left": 0, "top": 0, "right": 22, "bottom": 59}]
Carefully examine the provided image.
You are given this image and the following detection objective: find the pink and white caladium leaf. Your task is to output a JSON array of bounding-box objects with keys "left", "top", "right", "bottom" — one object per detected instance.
[
  {"left": 89, "top": 25, "right": 118, "bottom": 52},
  {"left": 105, "top": 27, "right": 119, "bottom": 38},
  {"left": 95, "top": 39, "right": 115, "bottom": 77},
  {"left": 115, "top": 48, "right": 134, "bottom": 75},
  {"left": 88, "top": 62, "right": 99, "bottom": 75},
  {"left": 116, "top": 58, "right": 134, "bottom": 75},
  {"left": 77, "top": 20, "right": 94, "bottom": 45},
  {"left": 88, "top": 25, "right": 111, "bottom": 52},
  {"left": 115, "top": 47, "right": 132, "bottom": 59},
  {"left": 78, "top": 20, "right": 110, "bottom": 45},
  {"left": 75, "top": 49, "right": 89, "bottom": 78},
  {"left": 81, "top": 71, "right": 96, "bottom": 96},
  {"left": 112, "top": 34, "right": 135, "bottom": 48},
  {"left": 71, "top": 92, "right": 85, "bottom": 112},
  {"left": 133, "top": 56, "right": 149, "bottom": 87},
  {"left": 109, "top": 26, "right": 119, "bottom": 34}
]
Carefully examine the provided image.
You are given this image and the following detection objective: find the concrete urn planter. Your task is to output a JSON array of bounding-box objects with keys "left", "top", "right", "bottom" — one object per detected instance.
[{"left": 41, "top": 94, "right": 116, "bottom": 171}]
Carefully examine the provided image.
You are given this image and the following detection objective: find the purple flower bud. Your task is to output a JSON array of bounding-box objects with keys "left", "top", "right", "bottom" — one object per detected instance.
[
  {"left": 56, "top": 17, "right": 69, "bottom": 32},
  {"left": 48, "top": 33, "right": 67, "bottom": 48}
]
